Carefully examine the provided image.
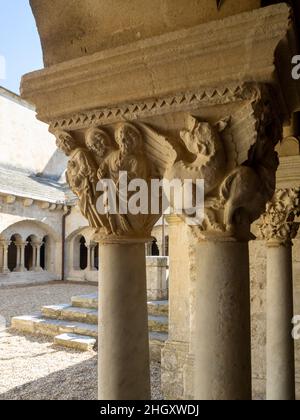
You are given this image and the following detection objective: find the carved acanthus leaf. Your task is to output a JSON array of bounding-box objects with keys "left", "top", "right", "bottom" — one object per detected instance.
[{"left": 257, "top": 188, "right": 300, "bottom": 244}]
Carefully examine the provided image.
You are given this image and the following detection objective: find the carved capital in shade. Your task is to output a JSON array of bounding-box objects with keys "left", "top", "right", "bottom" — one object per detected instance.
[{"left": 258, "top": 188, "right": 300, "bottom": 246}]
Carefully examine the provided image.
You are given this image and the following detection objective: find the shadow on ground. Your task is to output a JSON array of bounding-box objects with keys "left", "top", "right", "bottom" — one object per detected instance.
[{"left": 0, "top": 356, "right": 98, "bottom": 400}]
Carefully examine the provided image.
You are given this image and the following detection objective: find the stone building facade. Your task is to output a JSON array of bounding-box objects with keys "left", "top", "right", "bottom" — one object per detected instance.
[{"left": 0, "top": 87, "right": 169, "bottom": 287}]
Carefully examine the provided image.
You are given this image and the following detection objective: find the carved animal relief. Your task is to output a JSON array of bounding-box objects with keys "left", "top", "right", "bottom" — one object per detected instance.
[{"left": 54, "top": 84, "right": 282, "bottom": 241}]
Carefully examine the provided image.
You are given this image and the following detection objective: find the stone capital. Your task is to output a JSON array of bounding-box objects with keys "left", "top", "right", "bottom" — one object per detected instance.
[
  {"left": 0, "top": 240, "right": 11, "bottom": 249},
  {"left": 258, "top": 188, "right": 300, "bottom": 246},
  {"left": 50, "top": 83, "right": 283, "bottom": 243},
  {"left": 20, "top": 3, "right": 300, "bottom": 245}
]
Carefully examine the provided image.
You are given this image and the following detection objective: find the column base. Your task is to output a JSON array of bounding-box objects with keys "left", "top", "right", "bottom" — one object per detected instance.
[
  {"left": 0, "top": 268, "right": 10, "bottom": 274},
  {"left": 14, "top": 267, "right": 28, "bottom": 273},
  {"left": 33, "top": 267, "right": 44, "bottom": 272}
]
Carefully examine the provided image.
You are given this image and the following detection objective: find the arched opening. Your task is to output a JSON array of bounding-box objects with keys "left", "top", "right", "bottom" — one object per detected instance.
[
  {"left": 40, "top": 236, "right": 48, "bottom": 270},
  {"left": 79, "top": 236, "right": 88, "bottom": 270},
  {"left": 151, "top": 239, "right": 160, "bottom": 256},
  {"left": 94, "top": 244, "right": 99, "bottom": 270},
  {"left": 8, "top": 235, "right": 18, "bottom": 272},
  {"left": 164, "top": 235, "right": 169, "bottom": 257},
  {"left": 25, "top": 236, "right": 34, "bottom": 271}
]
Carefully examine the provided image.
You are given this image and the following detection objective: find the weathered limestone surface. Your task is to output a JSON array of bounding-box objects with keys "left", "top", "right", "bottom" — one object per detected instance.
[
  {"left": 146, "top": 257, "right": 168, "bottom": 300},
  {"left": 250, "top": 235, "right": 300, "bottom": 399},
  {"left": 22, "top": 2, "right": 300, "bottom": 401},
  {"left": 22, "top": 5, "right": 299, "bottom": 121},
  {"left": 11, "top": 293, "right": 168, "bottom": 359},
  {"left": 30, "top": 0, "right": 261, "bottom": 67}
]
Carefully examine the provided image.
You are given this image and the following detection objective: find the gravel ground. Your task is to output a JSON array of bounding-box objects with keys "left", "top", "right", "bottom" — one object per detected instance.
[{"left": 0, "top": 282, "right": 163, "bottom": 400}]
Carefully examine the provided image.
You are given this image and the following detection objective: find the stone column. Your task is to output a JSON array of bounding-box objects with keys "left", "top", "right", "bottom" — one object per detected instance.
[
  {"left": 86, "top": 244, "right": 92, "bottom": 271},
  {"left": 258, "top": 188, "right": 300, "bottom": 400},
  {"left": 99, "top": 237, "right": 150, "bottom": 399},
  {"left": 51, "top": 124, "right": 163, "bottom": 400},
  {"left": 194, "top": 237, "right": 252, "bottom": 400},
  {"left": 90, "top": 244, "right": 96, "bottom": 270},
  {"left": 33, "top": 242, "right": 43, "bottom": 272},
  {"left": 0, "top": 241, "right": 10, "bottom": 274},
  {"left": 15, "top": 242, "right": 27, "bottom": 273},
  {"left": 21, "top": 3, "right": 298, "bottom": 401},
  {"left": 161, "top": 215, "right": 193, "bottom": 399}
]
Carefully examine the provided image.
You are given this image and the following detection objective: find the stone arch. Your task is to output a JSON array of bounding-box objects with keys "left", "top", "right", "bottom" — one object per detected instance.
[
  {"left": 40, "top": 236, "right": 49, "bottom": 270},
  {"left": 7, "top": 234, "right": 22, "bottom": 272},
  {"left": 79, "top": 236, "right": 88, "bottom": 270},
  {"left": 0, "top": 219, "right": 60, "bottom": 243},
  {"left": 151, "top": 238, "right": 160, "bottom": 256},
  {"left": 0, "top": 220, "right": 59, "bottom": 275},
  {"left": 94, "top": 242, "right": 99, "bottom": 270},
  {"left": 164, "top": 235, "right": 169, "bottom": 256},
  {"left": 66, "top": 226, "right": 95, "bottom": 272},
  {"left": 25, "top": 234, "right": 38, "bottom": 271}
]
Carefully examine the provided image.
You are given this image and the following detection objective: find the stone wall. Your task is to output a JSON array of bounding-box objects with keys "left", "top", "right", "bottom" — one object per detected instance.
[{"left": 0, "top": 88, "right": 67, "bottom": 180}]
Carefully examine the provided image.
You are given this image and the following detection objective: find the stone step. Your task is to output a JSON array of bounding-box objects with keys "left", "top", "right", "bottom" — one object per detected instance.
[
  {"left": 41, "top": 305, "right": 98, "bottom": 324},
  {"left": 54, "top": 333, "right": 96, "bottom": 351},
  {"left": 11, "top": 314, "right": 168, "bottom": 356},
  {"left": 72, "top": 293, "right": 169, "bottom": 316},
  {"left": 72, "top": 293, "right": 98, "bottom": 309},
  {"left": 148, "top": 315, "right": 168, "bottom": 333},
  {"left": 11, "top": 314, "right": 169, "bottom": 340},
  {"left": 41, "top": 305, "right": 168, "bottom": 333},
  {"left": 11, "top": 314, "right": 98, "bottom": 338}
]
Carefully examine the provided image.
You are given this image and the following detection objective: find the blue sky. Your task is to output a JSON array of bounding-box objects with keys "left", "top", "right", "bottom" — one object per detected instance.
[{"left": 0, "top": 1, "right": 43, "bottom": 94}]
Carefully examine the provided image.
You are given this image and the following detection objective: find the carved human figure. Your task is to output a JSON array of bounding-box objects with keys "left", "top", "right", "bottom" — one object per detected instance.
[
  {"left": 85, "top": 127, "right": 115, "bottom": 166},
  {"left": 99, "top": 122, "right": 150, "bottom": 183},
  {"left": 55, "top": 130, "right": 111, "bottom": 234},
  {"left": 55, "top": 130, "right": 78, "bottom": 156}
]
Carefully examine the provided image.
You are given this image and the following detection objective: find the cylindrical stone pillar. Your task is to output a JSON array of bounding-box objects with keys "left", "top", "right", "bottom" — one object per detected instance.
[
  {"left": 195, "top": 240, "right": 252, "bottom": 400},
  {"left": 33, "top": 243, "right": 43, "bottom": 272},
  {"left": 1, "top": 242, "right": 10, "bottom": 273},
  {"left": 91, "top": 245, "right": 96, "bottom": 270},
  {"left": 98, "top": 238, "right": 150, "bottom": 400},
  {"left": 19, "top": 243, "right": 27, "bottom": 272},
  {"left": 86, "top": 244, "right": 92, "bottom": 271},
  {"left": 266, "top": 240, "right": 295, "bottom": 400}
]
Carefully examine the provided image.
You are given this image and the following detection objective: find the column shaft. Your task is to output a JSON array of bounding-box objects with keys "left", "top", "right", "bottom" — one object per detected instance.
[
  {"left": 266, "top": 242, "right": 295, "bottom": 400},
  {"left": 0, "top": 243, "right": 9, "bottom": 273},
  {"left": 195, "top": 240, "right": 252, "bottom": 400},
  {"left": 20, "top": 245, "right": 25, "bottom": 269},
  {"left": 86, "top": 245, "right": 92, "bottom": 271},
  {"left": 98, "top": 241, "right": 150, "bottom": 400},
  {"left": 91, "top": 246, "right": 96, "bottom": 270},
  {"left": 34, "top": 244, "right": 43, "bottom": 272},
  {"left": 4, "top": 246, "right": 9, "bottom": 272}
]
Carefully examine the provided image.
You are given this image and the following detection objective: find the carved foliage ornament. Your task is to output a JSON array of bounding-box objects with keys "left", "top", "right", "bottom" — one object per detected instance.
[{"left": 258, "top": 188, "right": 300, "bottom": 245}]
